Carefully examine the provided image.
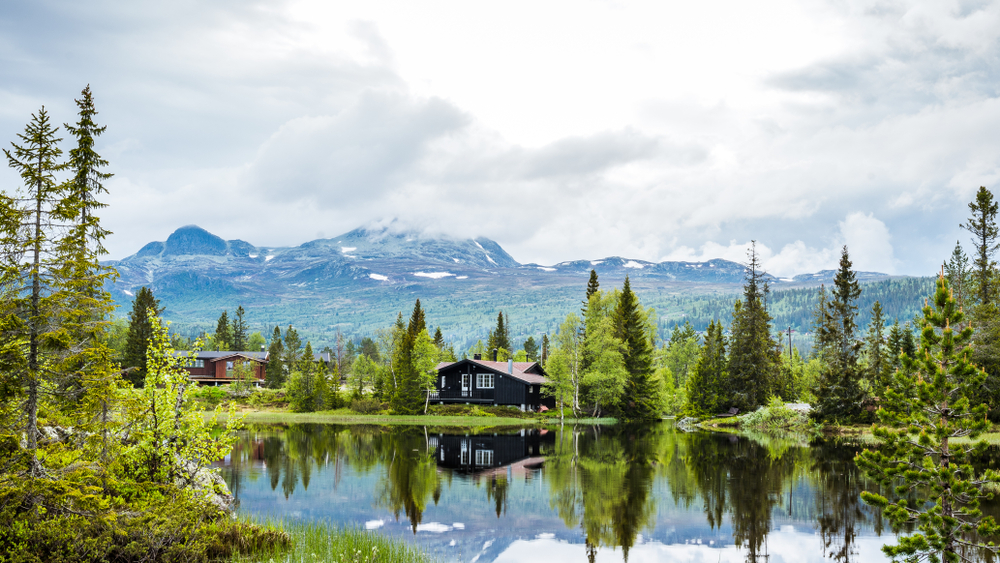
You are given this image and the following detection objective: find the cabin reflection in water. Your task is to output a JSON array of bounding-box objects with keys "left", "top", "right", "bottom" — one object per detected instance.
[{"left": 434, "top": 429, "right": 551, "bottom": 475}]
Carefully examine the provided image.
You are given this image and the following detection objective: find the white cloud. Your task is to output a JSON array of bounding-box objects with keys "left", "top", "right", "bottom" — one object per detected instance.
[{"left": 1, "top": 0, "right": 995, "bottom": 276}]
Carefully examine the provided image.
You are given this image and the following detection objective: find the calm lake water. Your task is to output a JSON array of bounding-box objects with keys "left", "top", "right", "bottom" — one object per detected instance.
[{"left": 217, "top": 422, "right": 1000, "bottom": 563}]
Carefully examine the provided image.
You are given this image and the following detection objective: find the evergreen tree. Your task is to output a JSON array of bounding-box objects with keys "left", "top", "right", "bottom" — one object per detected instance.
[
  {"left": 814, "top": 246, "right": 866, "bottom": 421},
  {"left": 392, "top": 300, "right": 427, "bottom": 415},
  {"left": 864, "top": 301, "right": 891, "bottom": 392},
  {"left": 857, "top": 274, "right": 1000, "bottom": 563},
  {"left": 727, "top": 242, "right": 780, "bottom": 411},
  {"left": 944, "top": 241, "right": 971, "bottom": 310},
  {"left": 683, "top": 320, "right": 727, "bottom": 416},
  {"left": 580, "top": 269, "right": 600, "bottom": 370},
  {"left": 487, "top": 311, "right": 511, "bottom": 354},
  {"left": 408, "top": 299, "right": 426, "bottom": 339},
  {"left": 283, "top": 325, "right": 302, "bottom": 368},
  {"left": 122, "top": 287, "right": 163, "bottom": 387},
  {"left": 613, "top": 276, "right": 660, "bottom": 422},
  {"left": 230, "top": 305, "right": 248, "bottom": 351},
  {"left": 433, "top": 327, "right": 444, "bottom": 348},
  {"left": 213, "top": 310, "right": 232, "bottom": 351},
  {"left": 360, "top": 336, "right": 380, "bottom": 363},
  {"left": 887, "top": 319, "right": 904, "bottom": 371},
  {"left": 523, "top": 336, "right": 539, "bottom": 362},
  {"left": 961, "top": 186, "right": 998, "bottom": 309},
  {"left": 541, "top": 334, "right": 550, "bottom": 365},
  {"left": 265, "top": 326, "right": 285, "bottom": 388},
  {"left": 864, "top": 301, "right": 889, "bottom": 391}
]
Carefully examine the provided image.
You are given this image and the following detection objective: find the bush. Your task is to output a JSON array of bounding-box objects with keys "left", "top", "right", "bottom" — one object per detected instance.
[
  {"left": 247, "top": 388, "right": 287, "bottom": 407},
  {"left": 191, "top": 386, "right": 227, "bottom": 407},
  {"left": 739, "top": 397, "right": 814, "bottom": 431},
  {"left": 350, "top": 397, "right": 383, "bottom": 414},
  {"left": 0, "top": 478, "right": 290, "bottom": 563}
]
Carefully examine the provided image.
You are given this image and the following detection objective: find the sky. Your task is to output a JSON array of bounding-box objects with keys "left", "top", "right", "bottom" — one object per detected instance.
[{"left": 1, "top": 0, "right": 999, "bottom": 277}]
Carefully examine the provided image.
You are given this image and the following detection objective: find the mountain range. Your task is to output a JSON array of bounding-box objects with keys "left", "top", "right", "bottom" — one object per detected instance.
[{"left": 105, "top": 224, "right": 913, "bottom": 349}]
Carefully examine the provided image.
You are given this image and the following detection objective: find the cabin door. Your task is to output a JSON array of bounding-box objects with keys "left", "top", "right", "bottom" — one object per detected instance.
[{"left": 461, "top": 374, "right": 471, "bottom": 397}]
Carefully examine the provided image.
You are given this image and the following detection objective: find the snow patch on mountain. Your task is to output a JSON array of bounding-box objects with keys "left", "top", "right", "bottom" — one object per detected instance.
[
  {"left": 414, "top": 272, "right": 454, "bottom": 279},
  {"left": 624, "top": 260, "right": 645, "bottom": 269},
  {"left": 538, "top": 267, "right": 556, "bottom": 272},
  {"left": 369, "top": 273, "right": 388, "bottom": 281}
]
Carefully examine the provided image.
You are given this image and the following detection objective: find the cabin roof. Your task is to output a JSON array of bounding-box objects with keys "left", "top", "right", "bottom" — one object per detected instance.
[
  {"left": 174, "top": 351, "right": 331, "bottom": 362},
  {"left": 436, "top": 359, "right": 547, "bottom": 385}
]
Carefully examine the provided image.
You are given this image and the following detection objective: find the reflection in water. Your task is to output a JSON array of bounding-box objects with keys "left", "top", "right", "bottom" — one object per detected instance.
[{"left": 218, "top": 423, "right": 999, "bottom": 563}]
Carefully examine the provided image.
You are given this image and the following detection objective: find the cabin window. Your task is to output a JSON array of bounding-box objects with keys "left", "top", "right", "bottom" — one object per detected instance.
[
  {"left": 529, "top": 385, "right": 533, "bottom": 393},
  {"left": 477, "top": 373, "right": 494, "bottom": 389},
  {"left": 440, "top": 376, "right": 445, "bottom": 388},
  {"left": 475, "top": 449, "right": 494, "bottom": 466},
  {"left": 460, "top": 440, "right": 470, "bottom": 465}
]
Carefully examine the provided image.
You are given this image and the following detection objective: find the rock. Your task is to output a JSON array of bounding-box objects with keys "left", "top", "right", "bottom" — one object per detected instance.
[{"left": 175, "top": 457, "right": 235, "bottom": 511}]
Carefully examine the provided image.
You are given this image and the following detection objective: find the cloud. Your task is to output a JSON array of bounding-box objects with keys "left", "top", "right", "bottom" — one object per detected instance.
[{"left": 661, "top": 212, "right": 896, "bottom": 277}]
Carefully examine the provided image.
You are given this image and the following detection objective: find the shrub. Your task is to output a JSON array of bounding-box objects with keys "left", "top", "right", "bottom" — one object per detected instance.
[
  {"left": 350, "top": 397, "right": 383, "bottom": 414},
  {"left": 247, "top": 388, "right": 287, "bottom": 407},
  {"left": 192, "top": 386, "right": 227, "bottom": 407},
  {"left": 739, "top": 397, "right": 814, "bottom": 431}
]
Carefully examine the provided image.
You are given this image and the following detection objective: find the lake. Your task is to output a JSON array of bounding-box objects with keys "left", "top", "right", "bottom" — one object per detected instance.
[{"left": 217, "top": 422, "right": 998, "bottom": 563}]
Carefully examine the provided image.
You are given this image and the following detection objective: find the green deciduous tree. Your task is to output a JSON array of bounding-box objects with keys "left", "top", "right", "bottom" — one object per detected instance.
[
  {"left": 857, "top": 274, "right": 1000, "bottom": 563},
  {"left": 544, "top": 314, "right": 582, "bottom": 421}
]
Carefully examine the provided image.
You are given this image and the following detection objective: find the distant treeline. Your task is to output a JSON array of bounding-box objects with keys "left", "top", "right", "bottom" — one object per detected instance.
[{"left": 665, "top": 276, "right": 936, "bottom": 334}]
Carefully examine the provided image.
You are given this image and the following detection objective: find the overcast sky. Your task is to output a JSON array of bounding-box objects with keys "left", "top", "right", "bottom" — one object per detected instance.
[{"left": 2, "top": 0, "right": 999, "bottom": 276}]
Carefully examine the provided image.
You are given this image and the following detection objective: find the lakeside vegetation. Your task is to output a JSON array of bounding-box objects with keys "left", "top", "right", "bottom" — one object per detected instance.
[{"left": 228, "top": 520, "right": 431, "bottom": 563}]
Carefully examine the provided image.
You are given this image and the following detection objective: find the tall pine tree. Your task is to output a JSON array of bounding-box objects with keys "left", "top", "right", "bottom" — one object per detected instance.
[
  {"left": 961, "top": 186, "right": 998, "bottom": 309},
  {"left": 814, "top": 246, "right": 866, "bottom": 421},
  {"left": 613, "top": 276, "right": 660, "bottom": 422},
  {"left": 265, "top": 326, "right": 285, "bottom": 388},
  {"left": 213, "top": 310, "right": 232, "bottom": 351},
  {"left": 122, "top": 287, "right": 163, "bottom": 387},
  {"left": 683, "top": 320, "right": 727, "bottom": 416},
  {"left": 231, "top": 305, "right": 248, "bottom": 351},
  {"left": 727, "top": 242, "right": 780, "bottom": 411}
]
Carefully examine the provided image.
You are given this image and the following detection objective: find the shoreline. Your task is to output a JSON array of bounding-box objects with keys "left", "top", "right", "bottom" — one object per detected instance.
[{"left": 209, "top": 406, "right": 616, "bottom": 427}]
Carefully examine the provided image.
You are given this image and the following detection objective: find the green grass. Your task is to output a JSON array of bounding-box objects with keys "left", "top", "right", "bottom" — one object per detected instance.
[
  {"left": 229, "top": 519, "right": 431, "bottom": 563},
  {"left": 210, "top": 405, "right": 618, "bottom": 427}
]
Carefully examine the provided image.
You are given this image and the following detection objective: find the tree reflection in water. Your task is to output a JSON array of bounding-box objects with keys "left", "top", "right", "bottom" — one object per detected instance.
[{"left": 217, "top": 422, "right": 1000, "bottom": 562}]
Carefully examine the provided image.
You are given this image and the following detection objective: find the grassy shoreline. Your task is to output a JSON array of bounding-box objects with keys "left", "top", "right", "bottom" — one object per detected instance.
[
  {"left": 229, "top": 519, "right": 431, "bottom": 563},
  {"left": 211, "top": 406, "right": 615, "bottom": 427}
]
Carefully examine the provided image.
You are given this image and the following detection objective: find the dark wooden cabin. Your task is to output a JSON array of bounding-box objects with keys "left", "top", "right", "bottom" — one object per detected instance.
[{"left": 433, "top": 356, "right": 549, "bottom": 411}]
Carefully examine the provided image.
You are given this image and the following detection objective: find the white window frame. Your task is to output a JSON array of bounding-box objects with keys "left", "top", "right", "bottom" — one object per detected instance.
[
  {"left": 477, "top": 373, "right": 494, "bottom": 389},
  {"left": 475, "top": 449, "right": 494, "bottom": 466}
]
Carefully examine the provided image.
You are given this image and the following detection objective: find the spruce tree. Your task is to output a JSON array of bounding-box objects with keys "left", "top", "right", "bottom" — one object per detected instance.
[
  {"left": 961, "top": 186, "right": 998, "bottom": 308},
  {"left": 283, "top": 325, "right": 301, "bottom": 367},
  {"left": 887, "top": 319, "right": 904, "bottom": 370},
  {"left": 864, "top": 301, "right": 889, "bottom": 391},
  {"left": 214, "top": 310, "right": 232, "bottom": 351},
  {"left": 727, "top": 242, "right": 780, "bottom": 411},
  {"left": 524, "top": 336, "right": 539, "bottom": 362},
  {"left": 814, "top": 246, "right": 866, "bottom": 421},
  {"left": 392, "top": 300, "right": 426, "bottom": 414},
  {"left": 944, "top": 241, "right": 971, "bottom": 310},
  {"left": 433, "top": 326, "right": 444, "bottom": 348},
  {"left": 541, "top": 334, "right": 550, "bottom": 365},
  {"left": 683, "top": 320, "right": 727, "bottom": 416},
  {"left": 231, "top": 305, "right": 248, "bottom": 351},
  {"left": 613, "top": 276, "right": 659, "bottom": 422},
  {"left": 122, "top": 287, "right": 163, "bottom": 387},
  {"left": 265, "top": 326, "right": 285, "bottom": 388}
]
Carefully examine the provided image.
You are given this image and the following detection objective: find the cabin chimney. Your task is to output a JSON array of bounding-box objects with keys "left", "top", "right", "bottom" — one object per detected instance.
[
  {"left": 260, "top": 345, "right": 266, "bottom": 352},
  {"left": 508, "top": 358, "right": 513, "bottom": 374},
  {"left": 473, "top": 353, "right": 482, "bottom": 361},
  {"left": 492, "top": 349, "right": 498, "bottom": 362}
]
